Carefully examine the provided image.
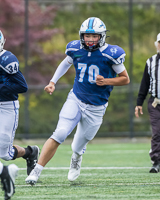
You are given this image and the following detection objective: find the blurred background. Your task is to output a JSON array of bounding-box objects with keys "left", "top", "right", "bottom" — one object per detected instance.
[{"left": 0, "top": 0, "right": 160, "bottom": 139}]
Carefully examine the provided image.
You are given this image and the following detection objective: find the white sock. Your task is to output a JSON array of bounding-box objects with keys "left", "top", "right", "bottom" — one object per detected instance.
[
  {"left": 73, "top": 152, "right": 81, "bottom": 160},
  {"left": 35, "top": 163, "right": 44, "bottom": 172}
]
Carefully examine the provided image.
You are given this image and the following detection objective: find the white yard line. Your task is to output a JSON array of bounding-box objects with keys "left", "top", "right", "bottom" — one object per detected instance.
[
  {"left": 66, "top": 150, "right": 147, "bottom": 154},
  {"left": 15, "top": 182, "right": 160, "bottom": 188},
  {"left": 19, "top": 166, "right": 150, "bottom": 170}
]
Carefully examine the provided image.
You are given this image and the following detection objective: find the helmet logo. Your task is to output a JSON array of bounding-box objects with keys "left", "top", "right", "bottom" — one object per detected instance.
[
  {"left": 99, "top": 22, "right": 106, "bottom": 29},
  {"left": 110, "top": 47, "right": 118, "bottom": 56},
  {"left": 71, "top": 41, "right": 79, "bottom": 45}
]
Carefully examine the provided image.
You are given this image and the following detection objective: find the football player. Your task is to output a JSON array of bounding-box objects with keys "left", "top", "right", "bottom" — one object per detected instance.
[
  {"left": 0, "top": 30, "right": 40, "bottom": 176},
  {"left": 25, "top": 17, "right": 130, "bottom": 184}
]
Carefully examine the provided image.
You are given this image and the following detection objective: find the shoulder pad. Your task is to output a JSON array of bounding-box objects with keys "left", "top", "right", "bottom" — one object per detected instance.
[
  {"left": 0, "top": 51, "right": 19, "bottom": 74},
  {"left": 102, "top": 45, "right": 126, "bottom": 65},
  {"left": 66, "top": 40, "right": 80, "bottom": 49},
  {"left": 65, "top": 40, "right": 80, "bottom": 56}
]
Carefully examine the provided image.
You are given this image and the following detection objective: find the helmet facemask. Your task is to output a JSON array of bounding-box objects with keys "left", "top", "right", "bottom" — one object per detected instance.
[{"left": 80, "top": 33, "right": 106, "bottom": 51}]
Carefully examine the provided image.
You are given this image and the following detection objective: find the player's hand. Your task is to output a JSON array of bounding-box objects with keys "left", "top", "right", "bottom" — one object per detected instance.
[
  {"left": 96, "top": 75, "right": 105, "bottom": 86},
  {"left": 135, "top": 106, "right": 143, "bottom": 118},
  {"left": 44, "top": 82, "right": 55, "bottom": 95}
]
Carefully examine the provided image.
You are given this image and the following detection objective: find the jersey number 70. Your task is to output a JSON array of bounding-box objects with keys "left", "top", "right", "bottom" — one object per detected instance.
[{"left": 78, "top": 63, "right": 99, "bottom": 84}]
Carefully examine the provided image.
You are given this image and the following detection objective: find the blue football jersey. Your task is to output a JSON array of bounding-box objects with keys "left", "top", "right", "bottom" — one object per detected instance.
[
  {"left": 0, "top": 50, "right": 28, "bottom": 101},
  {"left": 65, "top": 40, "right": 126, "bottom": 105}
]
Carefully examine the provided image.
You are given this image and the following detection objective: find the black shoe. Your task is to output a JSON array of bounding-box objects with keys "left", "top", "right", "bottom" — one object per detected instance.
[
  {"left": 26, "top": 145, "right": 40, "bottom": 175},
  {"left": 0, "top": 164, "right": 19, "bottom": 200},
  {"left": 149, "top": 161, "right": 160, "bottom": 173}
]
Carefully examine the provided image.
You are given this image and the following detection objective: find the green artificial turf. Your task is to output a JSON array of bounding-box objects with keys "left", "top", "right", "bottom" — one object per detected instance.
[{"left": 1, "top": 141, "right": 160, "bottom": 200}]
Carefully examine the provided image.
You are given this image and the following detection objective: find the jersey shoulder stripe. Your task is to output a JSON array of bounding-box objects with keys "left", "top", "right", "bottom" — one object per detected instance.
[
  {"left": 0, "top": 50, "right": 19, "bottom": 74},
  {"left": 101, "top": 44, "right": 126, "bottom": 64}
]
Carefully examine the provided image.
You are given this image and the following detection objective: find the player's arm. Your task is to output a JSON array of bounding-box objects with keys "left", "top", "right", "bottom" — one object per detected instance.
[
  {"left": 135, "top": 63, "right": 150, "bottom": 118},
  {"left": 0, "top": 57, "right": 28, "bottom": 94},
  {"left": 0, "top": 53, "right": 28, "bottom": 94},
  {"left": 96, "top": 63, "right": 130, "bottom": 86},
  {"left": 44, "top": 56, "right": 73, "bottom": 95},
  {"left": 0, "top": 71, "right": 28, "bottom": 94},
  {"left": 9, "top": 71, "right": 28, "bottom": 93},
  {"left": 96, "top": 70, "right": 129, "bottom": 86}
]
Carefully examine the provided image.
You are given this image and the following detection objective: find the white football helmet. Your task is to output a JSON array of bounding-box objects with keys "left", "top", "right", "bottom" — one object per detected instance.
[
  {"left": 0, "top": 30, "right": 5, "bottom": 52},
  {"left": 79, "top": 17, "right": 108, "bottom": 51}
]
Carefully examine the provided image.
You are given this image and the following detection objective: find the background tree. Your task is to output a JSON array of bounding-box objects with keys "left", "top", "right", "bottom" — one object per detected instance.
[{"left": 0, "top": 0, "right": 64, "bottom": 84}]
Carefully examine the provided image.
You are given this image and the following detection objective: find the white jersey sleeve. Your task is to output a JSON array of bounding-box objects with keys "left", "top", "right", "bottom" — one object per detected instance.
[
  {"left": 50, "top": 56, "right": 73, "bottom": 84},
  {"left": 112, "top": 63, "right": 125, "bottom": 74}
]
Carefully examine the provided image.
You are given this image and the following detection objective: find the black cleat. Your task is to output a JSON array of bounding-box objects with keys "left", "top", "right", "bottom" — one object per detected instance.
[
  {"left": 149, "top": 161, "right": 160, "bottom": 173},
  {"left": 26, "top": 145, "right": 40, "bottom": 175},
  {"left": 0, "top": 164, "right": 19, "bottom": 200}
]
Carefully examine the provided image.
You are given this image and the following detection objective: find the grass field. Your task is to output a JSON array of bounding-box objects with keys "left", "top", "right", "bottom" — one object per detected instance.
[{"left": 1, "top": 139, "right": 160, "bottom": 200}]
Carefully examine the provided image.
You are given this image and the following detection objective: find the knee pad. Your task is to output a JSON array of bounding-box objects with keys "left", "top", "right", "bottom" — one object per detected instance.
[{"left": 50, "top": 128, "right": 68, "bottom": 144}]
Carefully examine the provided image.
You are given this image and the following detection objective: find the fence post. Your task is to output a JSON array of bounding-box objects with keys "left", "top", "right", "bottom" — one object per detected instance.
[
  {"left": 24, "top": 0, "right": 30, "bottom": 139},
  {"left": 129, "top": 0, "right": 134, "bottom": 138}
]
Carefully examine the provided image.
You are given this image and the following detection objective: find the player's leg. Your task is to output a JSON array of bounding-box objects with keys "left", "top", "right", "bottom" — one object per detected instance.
[
  {"left": 26, "top": 94, "right": 82, "bottom": 185},
  {"left": 68, "top": 121, "right": 102, "bottom": 181},
  {"left": 35, "top": 90, "right": 81, "bottom": 168},
  {"left": 0, "top": 101, "right": 39, "bottom": 175},
  {"left": 0, "top": 161, "right": 19, "bottom": 200},
  {"left": 0, "top": 101, "right": 19, "bottom": 161},
  {"left": 11, "top": 144, "right": 40, "bottom": 175},
  {"left": 25, "top": 138, "right": 59, "bottom": 185},
  {"left": 38, "top": 138, "right": 59, "bottom": 167},
  {"left": 68, "top": 103, "right": 107, "bottom": 181}
]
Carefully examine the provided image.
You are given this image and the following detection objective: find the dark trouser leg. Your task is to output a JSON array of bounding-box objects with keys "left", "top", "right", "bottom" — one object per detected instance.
[{"left": 148, "top": 97, "right": 160, "bottom": 162}]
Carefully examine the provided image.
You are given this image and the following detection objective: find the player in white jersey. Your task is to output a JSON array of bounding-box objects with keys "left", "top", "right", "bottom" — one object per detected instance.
[
  {"left": 26, "top": 17, "right": 130, "bottom": 185},
  {"left": 0, "top": 30, "right": 40, "bottom": 176}
]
